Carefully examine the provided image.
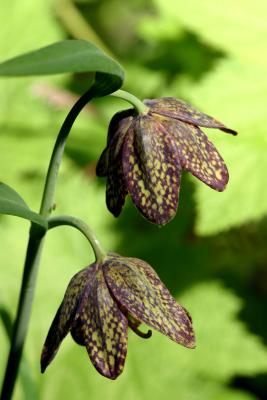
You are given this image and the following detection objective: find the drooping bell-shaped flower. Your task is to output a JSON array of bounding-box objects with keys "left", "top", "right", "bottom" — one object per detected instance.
[
  {"left": 96, "top": 97, "right": 237, "bottom": 225},
  {"left": 41, "top": 254, "right": 195, "bottom": 379}
]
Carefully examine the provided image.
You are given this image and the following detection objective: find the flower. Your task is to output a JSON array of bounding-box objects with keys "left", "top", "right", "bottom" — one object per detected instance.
[
  {"left": 96, "top": 97, "right": 237, "bottom": 225},
  {"left": 41, "top": 254, "right": 195, "bottom": 379}
]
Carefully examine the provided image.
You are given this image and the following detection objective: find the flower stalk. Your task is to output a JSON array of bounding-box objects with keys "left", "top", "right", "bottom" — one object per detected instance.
[
  {"left": 0, "top": 85, "right": 98, "bottom": 400},
  {"left": 48, "top": 215, "right": 106, "bottom": 262},
  {"left": 110, "top": 89, "right": 148, "bottom": 114}
]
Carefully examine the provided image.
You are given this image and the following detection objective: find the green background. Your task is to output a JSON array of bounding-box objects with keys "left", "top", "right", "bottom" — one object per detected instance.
[{"left": 1, "top": 0, "right": 267, "bottom": 399}]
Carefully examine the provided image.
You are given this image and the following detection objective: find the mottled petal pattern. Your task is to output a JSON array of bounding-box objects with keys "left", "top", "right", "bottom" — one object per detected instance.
[
  {"left": 162, "top": 118, "right": 229, "bottom": 191},
  {"left": 41, "top": 254, "right": 196, "bottom": 379},
  {"left": 145, "top": 97, "right": 237, "bottom": 135},
  {"left": 41, "top": 267, "right": 93, "bottom": 372},
  {"left": 103, "top": 257, "right": 195, "bottom": 349},
  {"left": 73, "top": 264, "right": 128, "bottom": 379},
  {"left": 97, "top": 97, "right": 236, "bottom": 225},
  {"left": 122, "top": 115, "right": 182, "bottom": 225}
]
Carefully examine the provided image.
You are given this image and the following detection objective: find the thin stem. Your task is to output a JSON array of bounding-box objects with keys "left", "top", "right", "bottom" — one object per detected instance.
[
  {"left": 0, "top": 86, "right": 97, "bottom": 400},
  {"left": 40, "top": 86, "right": 97, "bottom": 216},
  {"left": 48, "top": 215, "right": 106, "bottom": 262},
  {"left": 110, "top": 89, "right": 148, "bottom": 114}
]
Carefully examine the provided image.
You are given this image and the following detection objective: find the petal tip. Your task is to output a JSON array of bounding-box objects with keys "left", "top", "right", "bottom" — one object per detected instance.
[
  {"left": 92, "top": 360, "right": 125, "bottom": 380},
  {"left": 221, "top": 127, "right": 238, "bottom": 136},
  {"left": 40, "top": 351, "right": 48, "bottom": 374},
  {"left": 187, "top": 338, "right": 196, "bottom": 349},
  {"left": 40, "top": 365, "right": 46, "bottom": 374}
]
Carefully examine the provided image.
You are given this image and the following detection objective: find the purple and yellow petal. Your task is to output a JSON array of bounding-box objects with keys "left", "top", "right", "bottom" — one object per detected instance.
[
  {"left": 103, "top": 256, "right": 195, "bottom": 349},
  {"left": 162, "top": 118, "right": 229, "bottom": 191},
  {"left": 41, "top": 267, "right": 94, "bottom": 373},
  {"left": 145, "top": 97, "right": 237, "bottom": 135},
  {"left": 73, "top": 264, "right": 128, "bottom": 379},
  {"left": 122, "top": 115, "right": 182, "bottom": 225}
]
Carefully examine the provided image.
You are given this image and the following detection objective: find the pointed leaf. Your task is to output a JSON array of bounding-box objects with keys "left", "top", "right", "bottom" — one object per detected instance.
[
  {"left": 0, "top": 182, "right": 47, "bottom": 229},
  {"left": 0, "top": 40, "right": 124, "bottom": 95}
]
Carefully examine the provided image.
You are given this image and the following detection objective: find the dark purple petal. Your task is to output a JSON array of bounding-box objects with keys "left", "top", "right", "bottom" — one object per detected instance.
[
  {"left": 100, "top": 111, "right": 134, "bottom": 216},
  {"left": 41, "top": 266, "right": 96, "bottom": 373},
  {"left": 70, "top": 323, "right": 85, "bottom": 346},
  {"left": 96, "top": 147, "right": 109, "bottom": 177},
  {"left": 103, "top": 257, "right": 195, "bottom": 349},
  {"left": 122, "top": 115, "right": 182, "bottom": 225},
  {"left": 162, "top": 118, "right": 229, "bottom": 191},
  {"left": 106, "top": 109, "right": 135, "bottom": 146},
  {"left": 145, "top": 97, "right": 237, "bottom": 135},
  {"left": 106, "top": 159, "right": 128, "bottom": 218},
  {"left": 72, "top": 264, "right": 128, "bottom": 380},
  {"left": 106, "top": 137, "right": 129, "bottom": 218},
  {"left": 96, "top": 109, "right": 134, "bottom": 178}
]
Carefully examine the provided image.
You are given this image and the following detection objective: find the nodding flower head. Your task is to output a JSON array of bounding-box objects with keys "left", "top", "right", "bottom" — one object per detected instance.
[
  {"left": 97, "top": 97, "right": 237, "bottom": 225},
  {"left": 41, "top": 253, "right": 195, "bottom": 379}
]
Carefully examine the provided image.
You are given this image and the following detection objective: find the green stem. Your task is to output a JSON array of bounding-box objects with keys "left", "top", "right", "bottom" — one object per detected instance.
[
  {"left": 110, "top": 89, "right": 148, "bottom": 114},
  {"left": 0, "top": 86, "right": 97, "bottom": 400},
  {"left": 48, "top": 215, "right": 106, "bottom": 262},
  {"left": 40, "top": 86, "right": 97, "bottom": 216}
]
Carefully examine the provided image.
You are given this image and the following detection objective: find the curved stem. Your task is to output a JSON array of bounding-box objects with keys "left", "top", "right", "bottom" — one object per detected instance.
[
  {"left": 0, "top": 86, "right": 97, "bottom": 400},
  {"left": 48, "top": 215, "right": 106, "bottom": 262},
  {"left": 40, "top": 86, "right": 97, "bottom": 216},
  {"left": 110, "top": 89, "right": 148, "bottom": 114}
]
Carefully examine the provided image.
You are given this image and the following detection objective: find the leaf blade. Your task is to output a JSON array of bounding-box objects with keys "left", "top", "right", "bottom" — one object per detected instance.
[
  {"left": 0, "top": 183, "right": 47, "bottom": 229},
  {"left": 0, "top": 39, "right": 124, "bottom": 94}
]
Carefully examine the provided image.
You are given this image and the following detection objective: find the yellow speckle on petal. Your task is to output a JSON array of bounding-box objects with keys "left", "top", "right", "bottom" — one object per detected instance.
[
  {"left": 109, "top": 355, "right": 115, "bottom": 367},
  {"left": 215, "top": 169, "right": 222, "bottom": 180}
]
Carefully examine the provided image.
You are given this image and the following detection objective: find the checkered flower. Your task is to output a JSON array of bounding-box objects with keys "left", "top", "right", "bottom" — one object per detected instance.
[
  {"left": 96, "top": 97, "right": 237, "bottom": 225},
  {"left": 41, "top": 254, "right": 195, "bottom": 379}
]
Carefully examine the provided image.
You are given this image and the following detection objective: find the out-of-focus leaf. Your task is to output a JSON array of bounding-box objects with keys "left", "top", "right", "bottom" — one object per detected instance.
[
  {"left": 177, "top": 59, "right": 267, "bottom": 234},
  {"left": 149, "top": 0, "right": 267, "bottom": 234},
  {"left": 37, "top": 280, "right": 267, "bottom": 400},
  {"left": 0, "top": 182, "right": 47, "bottom": 229},
  {"left": 138, "top": 15, "right": 184, "bottom": 41},
  {"left": 0, "top": 306, "right": 39, "bottom": 400},
  {"left": 0, "top": 40, "right": 124, "bottom": 95},
  {"left": 152, "top": 0, "right": 267, "bottom": 67},
  {"left": 0, "top": 0, "right": 65, "bottom": 126},
  {"left": 1, "top": 1, "right": 267, "bottom": 399}
]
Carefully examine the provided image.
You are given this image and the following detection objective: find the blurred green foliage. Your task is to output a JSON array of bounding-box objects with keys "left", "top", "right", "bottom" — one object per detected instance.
[{"left": 1, "top": 0, "right": 267, "bottom": 399}]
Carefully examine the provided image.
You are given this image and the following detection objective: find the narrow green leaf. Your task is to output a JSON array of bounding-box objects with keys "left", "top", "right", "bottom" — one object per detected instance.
[
  {"left": 0, "top": 183, "right": 47, "bottom": 229},
  {"left": 0, "top": 39, "right": 124, "bottom": 95}
]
